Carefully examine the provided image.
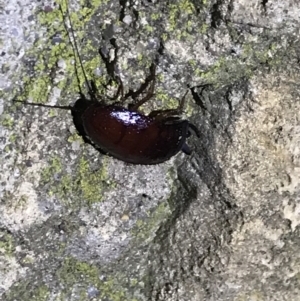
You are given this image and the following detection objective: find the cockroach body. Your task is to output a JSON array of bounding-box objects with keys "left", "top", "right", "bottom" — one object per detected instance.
[{"left": 17, "top": 2, "right": 199, "bottom": 165}]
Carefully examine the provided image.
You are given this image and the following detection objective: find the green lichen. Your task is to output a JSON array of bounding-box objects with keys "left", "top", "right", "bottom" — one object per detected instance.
[
  {"left": 197, "top": 39, "right": 284, "bottom": 87},
  {"left": 41, "top": 156, "right": 62, "bottom": 182},
  {"left": 0, "top": 230, "right": 15, "bottom": 257},
  {"left": 40, "top": 153, "right": 114, "bottom": 206},
  {"left": 40, "top": 155, "right": 68, "bottom": 199},
  {"left": 1, "top": 114, "right": 14, "bottom": 129},
  {"left": 31, "top": 285, "right": 50, "bottom": 301},
  {"left": 13, "top": 195, "right": 29, "bottom": 210},
  {"left": 17, "top": 7, "right": 68, "bottom": 104},
  {"left": 23, "top": 73, "right": 54, "bottom": 104},
  {"left": 137, "top": 53, "right": 143, "bottom": 62},
  {"left": 13, "top": 0, "right": 109, "bottom": 108},
  {"left": 200, "top": 23, "right": 209, "bottom": 34},
  {"left": 78, "top": 156, "right": 113, "bottom": 205},
  {"left": 48, "top": 109, "right": 59, "bottom": 117},
  {"left": 161, "top": 32, "right": 168, "bottom": 41},
  {"left": 6, "top": 281, "right": 50, "bottom": 301},
  {"left": 151, "top": 13, "right": 160, "bottom": 21},
  {"left": 188, "top": 59, "right": 197, "bottom": 68},
  {"left": 21, "top": 255, "right": 35, "bottom": 265},
  {"left": 67, "top": 132, "right": 82, "bottom": 143},
  {"left": 3, "top": 144, "right": 12, "bottom": 153},
  {"left": 154, "top": 87, "right": 179, "bottom": 109},
  {"left": 130, "top": 278, "right": 138, "bottom": 286},
  {"left": 167, "top": 0, "right": 197, "bottom": 39},
  {"left": 9, "top": 133, "right": 17, "bottom": 143},
  {"left": 132, "top": 201, "right": 171, "bottom": 243},
  {"left": 54, "top": 174, "right": 74, "bottom": 200},
  {"left": 198, "top": 56, "right": 251, "bottom": 87},
  {"left": 168, "top": 0, "right": 195, "bottom": 29},
  {"left": 145, "top": 24, "right": 154, "bottom": 33},
  {"left": 56, "top": 257, "right": 99, "bottom": 287},
  {"left": 56, "top": 256, "right": 128, "bottom": 301}
]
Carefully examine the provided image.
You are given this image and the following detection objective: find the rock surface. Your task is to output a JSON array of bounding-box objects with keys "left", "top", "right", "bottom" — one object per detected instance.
[{"left": 1, "top": 0, "right": 300, "bottom": 300}]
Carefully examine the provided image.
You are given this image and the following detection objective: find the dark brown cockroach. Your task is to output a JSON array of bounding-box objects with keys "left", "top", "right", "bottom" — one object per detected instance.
[{"left": 16, "top": 3, "right": 199, "bottom": 165}]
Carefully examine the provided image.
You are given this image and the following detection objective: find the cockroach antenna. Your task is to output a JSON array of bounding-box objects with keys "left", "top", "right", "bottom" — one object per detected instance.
[
  {"left": 59, "top": 1, "right": 93, "bottom": 99},
  {"left": 13, "top": 1, "right": 93, "bottom": 110}
]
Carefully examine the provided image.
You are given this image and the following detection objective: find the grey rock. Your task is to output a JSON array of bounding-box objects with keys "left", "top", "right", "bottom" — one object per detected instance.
[{"left": 1, "top": 0, "right": 300, "bottom": 300}]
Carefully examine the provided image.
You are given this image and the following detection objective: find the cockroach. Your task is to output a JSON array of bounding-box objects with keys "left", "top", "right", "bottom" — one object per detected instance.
[{"left": 16, "top": 2, "right": 199, "bottom": 165}]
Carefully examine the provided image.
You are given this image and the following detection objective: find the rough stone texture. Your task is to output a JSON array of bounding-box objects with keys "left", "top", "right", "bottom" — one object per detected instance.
[{"left": 1, "top": 0, "right": 300, "bottom": 300}]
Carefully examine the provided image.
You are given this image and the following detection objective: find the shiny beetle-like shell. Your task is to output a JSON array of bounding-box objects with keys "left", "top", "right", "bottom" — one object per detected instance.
[{"left": 82, "top": 103, "right": 190, "bottom": 165}]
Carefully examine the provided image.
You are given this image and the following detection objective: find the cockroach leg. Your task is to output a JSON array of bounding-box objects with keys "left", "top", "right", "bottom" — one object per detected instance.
[{"left": 148, "top": 90, "right": 189, "bottom": 120}]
